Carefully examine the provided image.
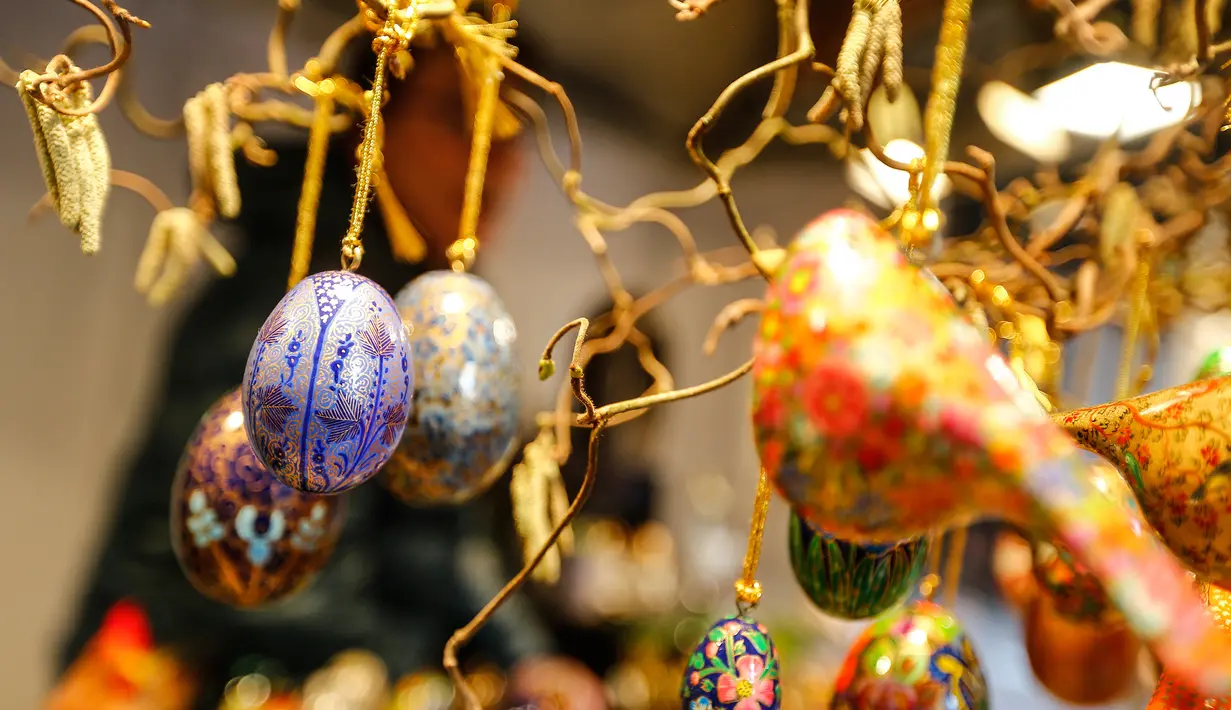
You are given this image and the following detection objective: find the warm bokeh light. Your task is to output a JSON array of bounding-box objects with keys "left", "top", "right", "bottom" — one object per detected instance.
[{"left": 977, "top": 80, "right": 1071, "bottom": 163}]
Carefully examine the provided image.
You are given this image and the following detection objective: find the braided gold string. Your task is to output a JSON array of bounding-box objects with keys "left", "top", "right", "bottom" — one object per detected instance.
[
  {"left": 289, "top": 75, "right": 336, "bottom": 289},
  {"left": 919, "top": 0, "right": 972, "bottom": 215},
  {"left": 341, "top": 16, "right": 413, "bottom": 272},
  {"left": 448, "top": 7, "right": 508, "bottom": 272},
  {"left": 734, "top": 469, "right": 772, "bottom": 612}
]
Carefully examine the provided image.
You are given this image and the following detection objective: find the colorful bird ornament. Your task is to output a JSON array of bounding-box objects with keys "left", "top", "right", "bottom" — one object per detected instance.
[{"left": 750, "top": 208, "right": 1231, "bottom": 695}]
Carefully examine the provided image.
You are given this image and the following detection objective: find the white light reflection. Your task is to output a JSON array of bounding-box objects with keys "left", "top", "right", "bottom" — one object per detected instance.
[
  {"left": 1033, "top": 62, "right": 1200, "bottom": 143},
  {"left": 846, "top": 139, "right": 952, "bottom": 210},
  {"left": 977, "top": 80, "right": 1071, "bottom": 163}
]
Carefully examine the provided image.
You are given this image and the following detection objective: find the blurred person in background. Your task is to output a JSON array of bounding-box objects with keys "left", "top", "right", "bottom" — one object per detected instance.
[{"left": 53, "top": 36, "right": 551, "bottom": 709}]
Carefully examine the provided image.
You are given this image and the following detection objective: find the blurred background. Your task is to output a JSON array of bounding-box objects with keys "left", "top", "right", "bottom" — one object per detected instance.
[{"left": 0, "top": 0, "right": 1226, "bottom": 708}]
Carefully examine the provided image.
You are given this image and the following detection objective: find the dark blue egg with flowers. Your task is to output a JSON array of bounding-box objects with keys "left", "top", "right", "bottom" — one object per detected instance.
[
  {"left": 681, "top": 616, "right": 781, "bottom": 710},
  {"left": 242, "top": 270, "right": 413, "bottom": 494}
]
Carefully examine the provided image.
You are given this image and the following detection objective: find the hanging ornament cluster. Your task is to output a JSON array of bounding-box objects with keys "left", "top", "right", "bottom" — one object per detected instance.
[
  {"left": 751, "top": 209, "right": 1231, "bottom": 694},
  {"left": 18, "top": 0, "right": 1231, "bottom": 706}
]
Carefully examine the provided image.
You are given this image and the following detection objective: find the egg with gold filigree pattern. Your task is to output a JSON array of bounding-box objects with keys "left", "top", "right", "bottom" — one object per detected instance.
[
  {"left": 382, "top": 271, "right": 520, "bottom": 505},
  {"left": 830, "top": 600, "right": 988, "bottom": 710},
  {"left": 242, "top": 270, "right": 413, "bottom": 494},
  {"left": 680, "top": 616, "right": 781, "bottom": 710},
  {"left": 171, "top": 388, "right": 345, "bottom": 607},
  {"left": 788, "top": 513, "right": 929, "bottom": 620}
]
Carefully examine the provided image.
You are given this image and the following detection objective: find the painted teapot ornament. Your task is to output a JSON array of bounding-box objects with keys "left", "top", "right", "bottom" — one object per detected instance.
[{"left": 750, "top": 209, "right": 1231, "bottom": 695}]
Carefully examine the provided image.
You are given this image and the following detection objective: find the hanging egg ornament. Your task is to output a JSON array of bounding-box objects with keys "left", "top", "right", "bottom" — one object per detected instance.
[
  {"left": 242, "top": 270, "right": 413, "bottom": 494},
  {"left": 681, "top": 616, "right": 780, "bottom": 710},
  {"left": 750, "top": 209, "right": 1231, "bottom": 693},
  {"left": 787, "top": 513, "right": 928, "bottom": 619},
  {"left": 830, "top": 600, "right": 988, "bottom": 709},
  {"left": 383, "top": 271, "right": 520, "bottom": 505},
  {"left": 171, "top": 388, "right": 344, "bottom": 607},
  {"left": 1025, "top": 587, "right": 1139, "bottom": 705}
]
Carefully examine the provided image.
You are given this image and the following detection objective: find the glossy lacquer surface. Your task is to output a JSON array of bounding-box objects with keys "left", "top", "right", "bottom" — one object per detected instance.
[
  {"left": 749, "top": 209, "right": 1231, "bottom": 695},
  {"left": 1054, "top": 375, "right": 1231, "bottom": 587},
  {"left": 830, "top": 600, "right": 987, "bottom": 710},
  {"left": 787, "top": 513, "right": 927, "bottom": 620},
  {"left": 680, "top": 616, "right": 780, "bottom": 710},
  {"left": 171, "top": 389, "right": 344, "bottom": 607},
  {"left": 243, "top": 271, "right": 413, "bottom": 494},
  {"left": 383, "top": 271, "right": 520, "bottom": 505}
]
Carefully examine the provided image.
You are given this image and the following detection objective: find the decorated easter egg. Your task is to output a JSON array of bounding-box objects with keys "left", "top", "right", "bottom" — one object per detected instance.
[
  {"left": 681, "top": 616, "right": 780, "bottom": 710},
  {"left": 242, "top": 270, "right": 413, "bottom": 494},
  {"left": 383, "top": 271, "right": 520, "bottom": 505},
  {"left": 830, "top": 600, "right": 987, "bottom": 710},
  {"left": 788, "top": 513, "right": 928, "bottom": 619},
  {"left": 171, "top": 388, "right": 344, "bottom": 607}
]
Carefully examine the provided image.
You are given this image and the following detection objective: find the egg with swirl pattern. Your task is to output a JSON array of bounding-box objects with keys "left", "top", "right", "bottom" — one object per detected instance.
[
  {"left": 383, "top": 271, "right": 520, "bottom": 505},
  {"left": 171, "top": 388, "right": 345, "bottom": 607},
  {"left": 242, "top": 270, "right": 413, "bottom": 494}
]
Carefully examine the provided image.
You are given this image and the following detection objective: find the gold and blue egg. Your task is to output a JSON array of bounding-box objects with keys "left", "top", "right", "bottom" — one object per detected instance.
[
  {"left": 383, "top": 270, "right": 521, "bottom": 505},
  {"left": 171, "top": 388, "right": 345, "bottom": 607}
]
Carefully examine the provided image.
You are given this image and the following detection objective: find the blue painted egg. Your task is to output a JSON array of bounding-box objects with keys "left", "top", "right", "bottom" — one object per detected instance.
[
  {"left": 242, "top": 270, "right": 413, "bottom": 494},
  {"left": 830, "top": 600, "right": 988, "bottom": 709},
  {"left": 171, "top": 388, "right": 345, "bottom": 607},
  {"left": 383, "top": 271, "right": 520, "bottom": 505},
  {"left": 788, "top": 513, "right": 929, "bottom": 620},
  {"left": 681, "top": 616, "right": 780, "bottom": 710}
]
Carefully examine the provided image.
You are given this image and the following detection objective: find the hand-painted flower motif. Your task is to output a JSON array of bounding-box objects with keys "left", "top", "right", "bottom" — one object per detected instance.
[
  {"left": 171, "top": 388, "right": 345, "bottom": 607},
  {"left": 680, "top": 616, "right": 780, "bottom": 710},
  {"left": 751, "top": 210, "right": 1231, "bottom": 694},
  {"left": 186, "top": 490, "right": 224, "bottom": 548}
]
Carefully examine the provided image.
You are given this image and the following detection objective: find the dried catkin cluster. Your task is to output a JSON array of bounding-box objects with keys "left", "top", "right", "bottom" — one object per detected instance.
[
  {"left": 812, "top": 0, "right": 903, "bottom": 129},
  {"left": 510, "top": 426, "right": 574, "bottom": 585},
  {"left": 183, "top": 83, "right": 240, "bottom": 220},
  {"left": 18, "top": 62, "right": 110, "bottom": 256}
]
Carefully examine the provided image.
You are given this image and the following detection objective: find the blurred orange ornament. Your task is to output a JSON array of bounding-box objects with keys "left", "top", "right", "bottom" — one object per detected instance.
[
  {"left": 1024, "top": 589, "right": 1139, "bottom": 704},
  {"left": 44, "top": 600, "right": 195, "bottom": 710}
]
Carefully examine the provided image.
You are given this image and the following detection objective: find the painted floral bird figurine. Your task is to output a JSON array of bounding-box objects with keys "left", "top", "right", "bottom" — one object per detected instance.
[
  {"left": 750, "top": 208, "right": 1231, "bottom": 696},
  {"left": 1052, "top": 376, "right": 1231, "bottom": 588}
]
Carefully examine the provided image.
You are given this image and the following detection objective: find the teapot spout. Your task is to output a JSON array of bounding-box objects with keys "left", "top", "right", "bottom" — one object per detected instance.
[{"left": 1024, "top": 446, "right": 1231, "bottom": 696}]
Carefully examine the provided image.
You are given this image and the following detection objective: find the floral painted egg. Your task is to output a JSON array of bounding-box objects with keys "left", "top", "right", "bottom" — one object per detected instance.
[
  {"left": 242, "top": 270, "right": 413, "bottom": 494},
  {"left": 830, "top": 600, "right": 988, "bottom": 710},
  {"left": 681, "top": 615, "right": 780, "bottom": 710},
  {"left": 788, "top": 513, "right": 928, "bottom": 619},
  {"left": 382, "top": 271, "right": 520, "bottom": 505},
  {"left": 171, "top": 388, "right": 344, "bottom": 607}
]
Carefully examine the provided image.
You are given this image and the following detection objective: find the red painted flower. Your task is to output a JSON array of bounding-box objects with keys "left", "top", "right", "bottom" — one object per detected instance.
[
  {"left": 802, "top": 363, "right": 868, "bottom": 439},
  {"left": 716, "top": 655, "right": 775, "bottom": 710},
  {"left": 754, "top": 389, "right": 786, "bottom": 432}
]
